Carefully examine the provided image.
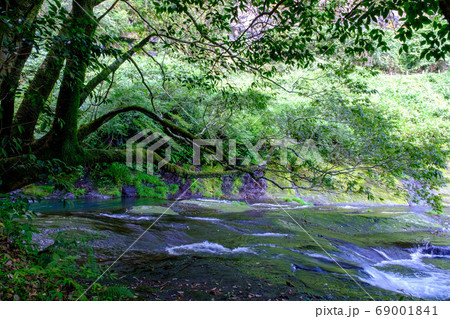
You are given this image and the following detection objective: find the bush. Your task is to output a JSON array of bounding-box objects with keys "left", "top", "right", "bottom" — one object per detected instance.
[
  {"left": 100, "top": 162, "right": 134, "bottom": 186},
  {"left": 0, "top": 196, "right": 36, "bottom": 251},
  {"left": 134, "top": 173, "right": 169, "bottom": 198}
]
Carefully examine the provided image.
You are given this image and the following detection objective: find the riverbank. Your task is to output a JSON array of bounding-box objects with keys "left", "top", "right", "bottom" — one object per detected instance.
[{"left": 14, "top": 164, "right": 450, "bottom": 211}]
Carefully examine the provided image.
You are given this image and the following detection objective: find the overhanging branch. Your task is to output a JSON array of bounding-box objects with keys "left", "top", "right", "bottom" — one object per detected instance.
[
  {"left": 77, "top": 105, "right": 197, "bottom": 142},
  {"left": 80, "top": 33, "right": 155, "bottom": 106}
]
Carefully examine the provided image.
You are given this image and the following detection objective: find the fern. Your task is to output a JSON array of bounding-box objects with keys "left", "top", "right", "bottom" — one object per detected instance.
[{"left": 100, "top": 286, "right": 134, "bottom": 300}]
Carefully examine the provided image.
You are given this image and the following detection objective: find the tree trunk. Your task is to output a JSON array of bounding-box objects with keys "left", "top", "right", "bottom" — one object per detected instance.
[
  {"left": 14, "top": 26, "right": 69, "bottom": 142},
  {"left": 0, "top": 0, "right": 44, "bottom": 139},
  {"left": 45, "top": 0, "right": 97, "bottom": 161}
]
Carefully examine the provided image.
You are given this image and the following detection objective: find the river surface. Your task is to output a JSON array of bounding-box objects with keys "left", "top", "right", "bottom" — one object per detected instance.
[{"left": 30, "top": 198, "right": 450, "bottom": 300}]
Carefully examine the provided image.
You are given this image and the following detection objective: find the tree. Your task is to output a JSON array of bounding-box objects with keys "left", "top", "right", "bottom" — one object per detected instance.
[
  {"left": 0, "top": 0, "right": 44, "bottom": 139},
  {"left": 0, "top": 0, "right": 448, "bottom": 208}
]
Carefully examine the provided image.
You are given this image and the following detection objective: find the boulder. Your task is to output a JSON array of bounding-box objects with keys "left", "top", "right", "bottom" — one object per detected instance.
[{"left": 122, "top": 185, "right": 139, "bottom": 198}]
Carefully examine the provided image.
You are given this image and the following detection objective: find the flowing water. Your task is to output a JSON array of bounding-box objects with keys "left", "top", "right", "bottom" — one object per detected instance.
[{"left": 30, "top": 198, "right": 450, "bottom": 300}]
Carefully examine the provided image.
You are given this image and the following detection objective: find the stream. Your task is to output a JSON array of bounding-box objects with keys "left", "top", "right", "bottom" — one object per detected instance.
[{"left": 30, "top": 198, "right": 450, "bottom": 300}]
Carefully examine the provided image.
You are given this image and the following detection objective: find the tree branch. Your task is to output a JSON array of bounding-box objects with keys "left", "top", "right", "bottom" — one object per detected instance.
[
  {"left": 79, "top": 33, "right": 155, "bottom": 106},
  {"left": 77, "top": 105, "right": 197, "bottom": 142},
  {"left": 128, "top": 56, "right": 157, "bottom": 112},
  {"left": 97, "top": 0, "right": 119, "bottom": 20}
]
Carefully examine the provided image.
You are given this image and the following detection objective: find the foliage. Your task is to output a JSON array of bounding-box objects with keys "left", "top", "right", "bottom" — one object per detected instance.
[
  {"left": 134, "top": 172, "right": 169, "bottom": 198},
  {"left": 44, "top": 163, "right": 84, "bottom": 194},
  {"left": 0, "top": 195, "right": 36, "bottom": 251},
  {"left": 99, "top": 162, "right": 135, "bottom": 186},
  {"left": 93, "top": 162, "right": 172, "bottom": 198},
  {"left": 343, "top": 0, "right": 450, "bottom": 61},
  {"left": 81, "top": 54, "right": 450, "bottom": 209},
  {"left": 1, "top": 0, "right": 449, "bottom": 210}
]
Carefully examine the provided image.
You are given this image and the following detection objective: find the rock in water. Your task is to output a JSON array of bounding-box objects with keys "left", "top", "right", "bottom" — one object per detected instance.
[
  {"left": 239, "top": 171, "right": 267, "bottom": 200},
  {"left": 122, "top": 185, "right": 139, "bottom": 198}
]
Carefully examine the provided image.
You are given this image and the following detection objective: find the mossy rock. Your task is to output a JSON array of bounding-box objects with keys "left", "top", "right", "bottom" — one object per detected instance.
[
  {"left": 271, "top": 208, "right": 445, "bottom": 237},
  {"left": 22, "top": 185, "right": 54, "bottom": 197},
  {"left": 195, "top": 177, "right": 223, "bottom": 198},
  {"left": 277, "top": 196, "right": 313, "bottom": 206},
  {"left": 422, "top": 258, "right": 450, "bottom": 270},
  {"left": 128, "top": 205, "right": 178, "bottom": 216},
  {"left": 194, "top": 200, "right": 254, "bottom": 212},
  {"left": 98, "top": 186, "right": 121, "bottom": 197},
  {"left": 175, "top": 199, "right": 253, "bottom": 213}
]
